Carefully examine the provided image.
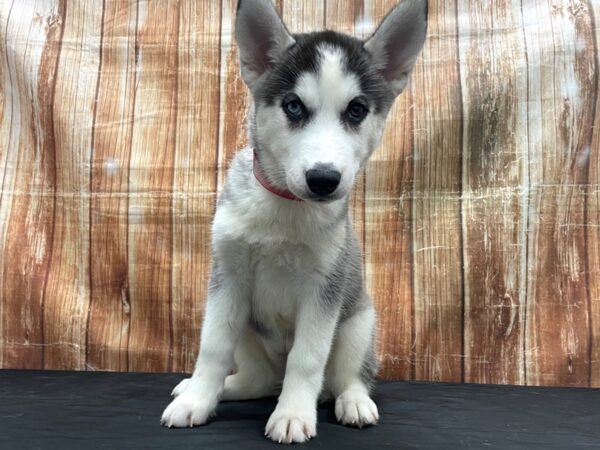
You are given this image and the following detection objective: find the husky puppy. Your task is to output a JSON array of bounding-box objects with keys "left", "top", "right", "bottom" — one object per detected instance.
[{"left": 161, "top": 0, "right": 428, "bottom": 444}]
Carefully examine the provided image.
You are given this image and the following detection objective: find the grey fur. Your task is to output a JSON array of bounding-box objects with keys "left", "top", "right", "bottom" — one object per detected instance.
[
  {"left": 255, "top": 31, "right": 394, "bottom": 115},
  {"left": 364, "top": 0, "right": 429, "bottom": 94},
  {"left": 208, "top": 262, "right": 223, "bottom": 291},
  {"left": 360, "top": 336, "right": 379, "bottom": 388},
  {"left": 249, "top": 311, "right": 273, "bottom": 339},
  {"left": 235, "top": 0, "right": 295, "bottom": 91},
  {"left": 320, "top": 222, "right": 365, "bottom": 320}
]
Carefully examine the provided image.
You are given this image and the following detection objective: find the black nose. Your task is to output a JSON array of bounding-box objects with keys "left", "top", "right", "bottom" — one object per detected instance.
[{"left": 306, "top": 168, "right": 341, "bottom": 196}]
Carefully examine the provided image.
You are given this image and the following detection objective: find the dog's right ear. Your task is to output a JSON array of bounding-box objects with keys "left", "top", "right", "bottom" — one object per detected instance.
[{"left": 236, "top": 0, "right": 295, "bottom": 90}]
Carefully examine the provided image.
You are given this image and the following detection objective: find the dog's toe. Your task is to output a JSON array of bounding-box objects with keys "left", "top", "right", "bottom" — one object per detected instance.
[
  {"left": 171, "top": 378, "right": 191, "bottom": 397},
  {"left": 161, "top": 393, "right": 213, "bottom": 428},
  {"left": 265, "top": 409, "right": 316, "bottom": 444},
  {"left": 335, "top": 390, "right": 379, "bottom": 428}
]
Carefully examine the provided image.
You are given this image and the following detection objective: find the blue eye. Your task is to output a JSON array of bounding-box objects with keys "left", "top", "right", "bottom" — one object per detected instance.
[{"left": 283, "top": 99, "right": 305, "bottom": 120}]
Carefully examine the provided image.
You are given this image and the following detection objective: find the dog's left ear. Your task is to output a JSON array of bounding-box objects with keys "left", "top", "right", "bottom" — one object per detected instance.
[
  {"left": 236, "top": 0, "right": 295, "bottom": 90},
  {"left": 364, "top": 0, "right": 428, "bottom": 96}
]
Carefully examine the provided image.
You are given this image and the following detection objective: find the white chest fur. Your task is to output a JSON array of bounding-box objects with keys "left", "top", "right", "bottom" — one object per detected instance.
[{"left": 212, "top": 170, "right": 347, "bottom": 358}]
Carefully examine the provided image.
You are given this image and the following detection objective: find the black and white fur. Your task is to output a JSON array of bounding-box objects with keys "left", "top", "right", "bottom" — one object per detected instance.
[{"left": 161, "top": 0, "right": 428, "bottom": 444}]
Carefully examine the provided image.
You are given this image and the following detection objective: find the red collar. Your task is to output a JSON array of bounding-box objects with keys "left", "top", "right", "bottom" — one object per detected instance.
[{"left": 253, "top": 150, "right": 302, "bottom": 202}]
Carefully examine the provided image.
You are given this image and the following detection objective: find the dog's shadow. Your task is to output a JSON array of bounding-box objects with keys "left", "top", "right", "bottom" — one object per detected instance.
[
  {"left": 215, "top": 395, "right": 377, "bottom": 428},
  {"left": 215, "top": 396, "right": 338, "bottom": 422}
]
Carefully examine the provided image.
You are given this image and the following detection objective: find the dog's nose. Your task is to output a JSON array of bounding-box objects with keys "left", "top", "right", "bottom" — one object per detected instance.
[{"left": 306, "top": 168, "right": 341, "bottom": 196}]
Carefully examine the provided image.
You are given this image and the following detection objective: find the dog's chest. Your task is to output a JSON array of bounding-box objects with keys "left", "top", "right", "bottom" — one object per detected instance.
[
  {"left": 213, "top": 183, "right": 346, "bottom": 355},
  {"left": 249, "top": 242, "right": 319, "bottom": 336}
]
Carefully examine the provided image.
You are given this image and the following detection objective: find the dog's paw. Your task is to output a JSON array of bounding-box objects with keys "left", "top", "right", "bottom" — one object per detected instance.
[
  {"left": 171, "top": 378, "right": 191, "bottom": 397},
  {"left": 161, "top": 392, "right": 215, "bottom": 428},
  {"left": 335, "top": 390, "right": 379, "bottom": 428},
  {"left": 265, "top": 408, "right": 317, "bottom": 444}
]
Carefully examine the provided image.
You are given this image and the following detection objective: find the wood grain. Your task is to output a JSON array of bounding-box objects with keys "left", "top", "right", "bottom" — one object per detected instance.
[
  {"left": 0, "top": 0, "right": 65, "bottom": 369},
  {"left": 170, "top": 0, "right": 221, "bottom": 373},
  {"left": 217, "top": 0, "right": 249, "bottom": 188},
  {"left": 0, "top": 0, "right": 599, "bottom": 386},
  {"left": 281, "top": 0, "right": 325, "bottom": 32},
  {"left": 458, "top": 0, "right": 527, "bottom": 385},
  {"left": 364, "top": 0, "right": 416, "bottom": 380},
  {"left": 126, "top": 0, "right": 179, "bottom": 372},
  {"left": 411, "top": 0, "right": 463, "bottom": 382},
  {"left": 87, "top": 0, "right": 138, "bottom": 372},
  {"left": 41, "top": 0, "right": 100, "bottom": 369},
  {"left": 587, "top": 0, "right": 599, "bottom": 387},
  {"left": 522, "top": 0, "right": 595, "bottom": 386}
]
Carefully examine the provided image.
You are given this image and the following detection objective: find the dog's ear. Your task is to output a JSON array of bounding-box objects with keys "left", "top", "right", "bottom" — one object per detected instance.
[
  {"left": 236, "top": 0, "right": 295, "bottom": 90},
  {"left": 364, "top": 0, "right": 428, "bottom": 96}
]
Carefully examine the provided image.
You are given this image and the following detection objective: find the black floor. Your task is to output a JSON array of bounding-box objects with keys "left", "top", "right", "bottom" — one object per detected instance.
[{"left": 1, "top": 370, "right": 599, "bottom": 449}]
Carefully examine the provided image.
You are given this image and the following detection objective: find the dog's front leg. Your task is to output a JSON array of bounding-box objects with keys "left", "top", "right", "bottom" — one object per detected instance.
[
  {"left": 265, "top": 291, "right": 339, "bottom": 444},
  {"left": 161, "top": 270, "right": 249, "bottom": 428}
]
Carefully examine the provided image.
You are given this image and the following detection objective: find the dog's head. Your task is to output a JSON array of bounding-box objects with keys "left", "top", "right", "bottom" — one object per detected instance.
[{"left": 236, "top": 0, "right": 428, "bottom": 202}]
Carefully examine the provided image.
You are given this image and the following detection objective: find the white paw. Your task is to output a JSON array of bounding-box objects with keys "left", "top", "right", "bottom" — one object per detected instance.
[
  {"left": 161, "top": 391, "right": 216, "bottom": 428},
  {"left": 171, "top": 378, "right": 191, "bottom": 397},
  {"left": 335, "top": 390, "right": 379, "bottom": 428},
  {"left": 265, "top": 407, "right": 317, "bottom": 444}
]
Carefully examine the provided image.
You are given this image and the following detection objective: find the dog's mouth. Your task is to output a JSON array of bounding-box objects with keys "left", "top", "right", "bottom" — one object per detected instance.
[
  {"left": 300, "top": 191, "right": 346, "bottom": 204},
  {"left": 287, "top": 182, "right": 348, "bottom": 204}
]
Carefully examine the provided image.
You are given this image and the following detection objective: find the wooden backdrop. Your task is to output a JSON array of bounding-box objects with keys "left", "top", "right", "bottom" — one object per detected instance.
[{"left": 0, "top": 0, "right": 599, "bottom": 387}]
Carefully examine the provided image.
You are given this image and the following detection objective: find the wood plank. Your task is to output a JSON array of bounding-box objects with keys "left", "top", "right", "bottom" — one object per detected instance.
[
  {"left": 217, "top": 0, "right": 249, "bottom": 188},
  {"left": 587, "top": 0, "right": 600, "bottom": 387},
  {"left": 41, "top": 0, "right": 101, "bottom": 369},
  {"left": 0, "top": 0, "right": 8, "bottom": 368},
  {"left": 458, "top": 0, "right": 528, "bottom": 384},
  {"left": 126, "top": 0, "right": 180, "bottom": 373},
  {"left": 281, "top": 0, "right": 326, "bottom": 32},
  {"left": 86, "top": 0, "right": 138, "bottom": 372},
  {"left": 0, "top": 0, "right": 598, "bottom": 386},
  {"left": 363, "top": 0, "right": 415, "bottom": 380},
  {"left": 170, "top": 0, "right": 221, "bottom": 373},
  {"left": 0, "top": 0, "right": 65, "bottom": 369},
  {"left": 325, "top": 0, "right": 364, "bottom": 35},
  {"left": 522, "top": 0, "right": 595, "bottom": 386},
  {"left": 411, "top": 0, "right": 463, "bottom": 382}
]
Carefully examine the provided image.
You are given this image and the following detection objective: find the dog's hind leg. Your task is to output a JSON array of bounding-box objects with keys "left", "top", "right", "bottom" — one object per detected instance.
[
  {"left": 222, "top": 327, "right": 280, "bottom": 401},
  {"left": 325, "top": 304, "right": 379, "bottom": 428},
  {"left": 172, "top": 328, "right": 279, "bottom": 401}
]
